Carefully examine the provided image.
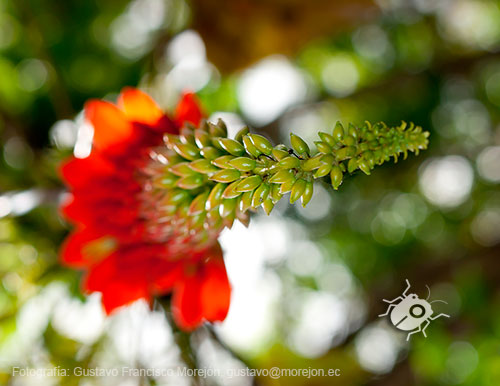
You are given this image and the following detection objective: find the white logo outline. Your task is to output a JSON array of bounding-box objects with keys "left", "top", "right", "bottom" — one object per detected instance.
[{"left": 379, "top": 279, "right": 450, "bottom": 341}]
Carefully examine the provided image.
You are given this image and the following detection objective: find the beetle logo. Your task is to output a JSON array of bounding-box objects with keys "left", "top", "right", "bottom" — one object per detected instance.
[{"left": 379, "top": 279, "right": 450, "bottom": 341}]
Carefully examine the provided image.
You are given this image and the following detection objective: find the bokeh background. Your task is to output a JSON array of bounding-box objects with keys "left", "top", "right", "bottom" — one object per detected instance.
[{"left": 1, "top": 0, "right": 500, "bottom": 385}]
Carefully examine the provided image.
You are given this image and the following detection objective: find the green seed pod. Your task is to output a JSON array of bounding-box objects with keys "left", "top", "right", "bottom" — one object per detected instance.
[
  {"left": 320, "top": 154, "right": 335, "bottom": 165},
  {"left": 187, "top": 212, "right": 206, "bottom": 230},
  {"left": 242, "top": 135, "right": 261, "bottom": 158},
  {"left": 314, "top": 163, "right": 332, "bottom": 178},
  {"left": 206, "top": 183, "right": 226, "bottom": 210},
  {"left": 200, "top": 146, "right": 222, "bottom": 160},
  {"left": 270, "top": 183, "right": 283, "bottom": 203},
  {"left": 228, "top": 157, "right": 256, "bottom": 172},
  {"left": 343, "top": 135, "right": 356, "bottom": 147},
  {"left": 189, "top": 191, "right": 210, "bottom": 215},
  {"left": 195, "top": 130, "right": 211, "bottom": 148},
  {"left": 208, "top": 121, "right": 226, "bottom": 138},
  {"left": 302, "top": 154, "right": 323, "bottom": 171},
  {"left": 176, "top": 174, "right": 204, "bottom": 189},
  {"left": 336, "top": 146, "right": 356, "bottom": 161},
  {"left": 332, "top": 122, "right": 345, "bottom": 141},
  {"left": 290, "top": 179, "right": 307, "bottom": 204},
  {"left": 290, "top": 134, "right": 310, "bottom": 155},
  {"left": 279, "top": 177, "right": 296, "bottom": 194},
  {"left": 318, "top": 132, "right": 336, "bottom": 147},
  {"left": 222, "top": 180, "right": 242, "bottom": 199},
  {"left": 301, "top": 181, "right": 314, "bottom": 207},
  {"left": 210, "top": 169, "right": 241, "bottom": 183},
  {"left": 269, "top": 169, "right": 295, "bottom": 184},
  {"left": 239, "top": 191, "right": 254, "bottom": 212},
  {"left": 347, "top": 158, "right": 358, "bottom": 173},
  {"left": 173, "top": 143, "right": 200, "bottom": 161},
  {"left": 234, "top": 126, "right": 250, "bottom": 142},
  {"left": 218, "top": 138, "right": 246, "bottom": 156},
  {"left": 248, "top": 134, "right": 273, "bottom": 155},
  {"left": 220, "top": 198, "right": 237, "bottom": 218},
  {"left": 188, "top": 159, "right": 219, "bottom": 174},
  {"left": 279, "top": 156, "right": 300, "bottom": 169},
  {"left": 211, "top": 137, "right": 226, "bottom": 151},
  {"left": 348, "top": 123, "right": 358, "bottom": 140},
  {"left": 363, "top": 150, "right": 375, "bottom": 167},
  {"left": 152, "top": 173, "right": 177, "bottom": 189},
  {"left": 358, "top": 158, "right": 371, "bottom": 175},
  {"left": 166, "top": 189, "right": 190, "bottom": 206},
  {"left": 262, "top": 198, "right": 274, "bottom": 215},
  {"left": 315, "top": 141, "right": 332, "bottom": 154},
  {"left": 212, "top": 155, "right": 235, "bottom": 169},
  {"left": 251, "top": 183, "right": 270, "bottom": 208},
  {"left": 272, "top": 148, "right": 289, "bottom": 161},
  {"left": 330, "top": 166, "right": 343, "bottom": 190},
  {"left": 170, "top": 162, "right": 196, "bottom": 177},
  {"left": 236, "top": 175, "right": 262, "bottom": 192}
]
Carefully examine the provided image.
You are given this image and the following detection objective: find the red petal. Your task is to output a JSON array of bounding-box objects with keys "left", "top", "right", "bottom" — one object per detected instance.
[
  {"left": 60, "top": 153, "right": 115, "bottom": 189},
  {"left": 200, "top": 252, "right": 231, "bottom": 322},
  {"left": 60, "top": 227, "right": 106, "bottom": 268},
  {"left": 118, "top": 87, "right": 164, "bottom": 126},
  {"left": 172, "top": 270, "right": 204, "bottom": 331},
  {"left": 84, "top": 252, "right": 150, "bottom": 314},
  {"left": 174, "top": 92, "right": 204, "bottom": 127},
  {"left": 85, "top": 100, "right": 134, "bottom": 150}
]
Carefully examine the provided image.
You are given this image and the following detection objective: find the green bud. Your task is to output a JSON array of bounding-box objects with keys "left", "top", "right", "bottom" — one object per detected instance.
[
  {"left": 212, "top": 155, "right": 235, "bottom": 169},
  {"left": 290, "top": 179, "right": 307, "bottom": 204},
  {"left": 332, "top": 122, "right": 344, "bottom": 141},
  {"left": 208, "top": 121, "right": 227, "bottom": 137},
  {"left": 200, "top": 146, "right": 222, "bottom": 160},
  {"left": 330, "top": 166, "right": 343, "bottom": 190},
  {"left": 302, "top": 154, "right": 323, "bottom": 171},
  {"left": 279, "top": 156, "right": 300, "bottom": 169},
  {"left": 269, "top": 169, "right": 295, "bottom": 184},
  {"left": 176, "top": 174, "right": 205, "bottom": 189},
  {"left": 152, "top": 173, "right": 177, "bottom": 188},
  {"left": 223, "top": 180, "right": 242, "bottom": 199},
  {"left": 336, "top": 146, "right": 356, "bottom": 161},
  {"left": 234, "top": 126, "right": 249, "bottom": 142},
  {"left": 348, "top": 123, "right": 358, "bottom": 139},
  {"left": 239, "top": 191, "right": 254, "bottom": 212},
  {"left": 170, "top": 162, "right": 196, "bottom": 177},
  {"left": 358, "top": 158, "right": 371, "bottom": 175},
  {"left": 314, "top": 163, "right": 332, "bottom": 178},
  {"left": 315, "top": 141, "right": 332, "bottom": 154},
  {"left": 236, "top": 175, "right": 262, "bottom": 192},
  {"left": 347, "top": 158, "right": 358, "bottom": 173},
  {"left": 166, "top": 189, "right": 190, "bottom": 206},
  {"left": 251, "top": 183, "right": 270, "bottom": 208},
  {"left": 206, "top": 183, "right": 226, "bottom": 210},
  {"left": 228, "top": 157, "right": 256, "bottom": 172},
  {"left": 195, "top": 130, "right": 211, "bottom": 148},
  {"left": 290, "top": 134, "right": 310, "bottom": 155},
  {"left": 318, "top": 132, "right": 336, "bottom": 147},
  {"left": 173, "top": 143, "right": 200, "bottom": 160},
  {"left": 189, "top": 191, "right": 210, "bottom": 215},
  {"left": 301, "top": 181, "right": 314, "bottom": 207},
  {"left": 220, "top": 198, "right": 237, "bottom": 218},
  {"left": 343, "top": 136, "right": 356, "bottom": 147},
  {"left": 270, "top": 183, "right": 283, "bottom": 203},
  {"left": 218, "top": 138, "right": 246, "bottom": 156},
  {"left": 262, "top": 198, "right": 274, "bottom": 215},
  {"left": 243, "top": 135, "right": 261, "bottom": 158},
  {"left": 272, "top": 148, "right": 289, "bottom": 161},
  {"left": 188, "top": 159, "right": 219, "bottom": 174},
  {"left": 279, "top": 177, "right": 296, "bottom": 194},
  {"left": 320, "top": 154, "right": 335, "bottom": 165},
  {"left": 248, "top": 134, "right": 273, "bottom": 155},
  {"left": 210, "top": 169, "right": 241, "bottom": 183}
]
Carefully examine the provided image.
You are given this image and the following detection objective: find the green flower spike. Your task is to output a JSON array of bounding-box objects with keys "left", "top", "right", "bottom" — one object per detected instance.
[{"left": 142, "top": 119, "right": 429, "bottom": 243}]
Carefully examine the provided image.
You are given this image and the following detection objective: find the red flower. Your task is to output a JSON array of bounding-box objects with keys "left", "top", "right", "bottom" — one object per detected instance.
[{"left": 60, "top": 88, "right": 231, "bottom": 330}]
